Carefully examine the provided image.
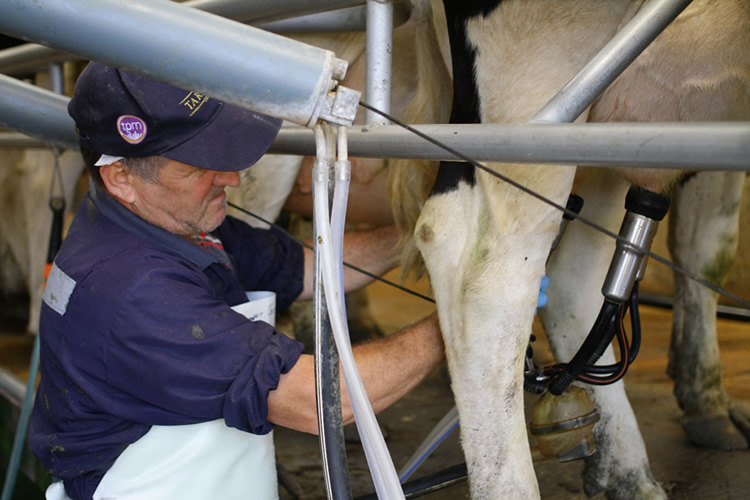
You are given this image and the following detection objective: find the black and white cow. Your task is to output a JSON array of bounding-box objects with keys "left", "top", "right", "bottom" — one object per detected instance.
[{"left": 389, "top": 0, "right": 750, "bottom": 498}]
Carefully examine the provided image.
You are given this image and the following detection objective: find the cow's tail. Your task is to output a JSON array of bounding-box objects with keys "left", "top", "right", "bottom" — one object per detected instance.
[{"left": 387, "top": 0, "right": 452, "bottom": 281}]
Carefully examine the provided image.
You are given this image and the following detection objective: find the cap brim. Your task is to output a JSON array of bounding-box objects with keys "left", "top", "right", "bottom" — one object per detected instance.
[{"left": 161, "top": 103, "right": 282, "bottom": 172}]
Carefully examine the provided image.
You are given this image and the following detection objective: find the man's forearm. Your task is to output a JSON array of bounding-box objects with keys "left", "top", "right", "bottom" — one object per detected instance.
[
  {"left": 340, "top": 224, "right": 400, "bottom": 291},
  {"left": 340, "top": 312, "right": 444, "bottom": 423},
  {"left": 267, "top": 312, "right": 444, "bottom": 434},
  {"left": 299, "top": 224, "right": 400, "bottom": 300}
]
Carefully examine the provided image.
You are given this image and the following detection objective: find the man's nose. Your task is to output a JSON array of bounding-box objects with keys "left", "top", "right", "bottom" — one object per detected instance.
[{"left": 216, "top": 170, "right": 240, "bottom": 187}]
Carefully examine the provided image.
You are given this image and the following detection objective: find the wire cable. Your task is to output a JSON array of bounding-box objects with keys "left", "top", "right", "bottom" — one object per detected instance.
[
  {"left": 357, "top": 101, "right": 750, "bottom": 311},
  {"left": 227, "top": 201, "right": 436, "bottom": 305}
]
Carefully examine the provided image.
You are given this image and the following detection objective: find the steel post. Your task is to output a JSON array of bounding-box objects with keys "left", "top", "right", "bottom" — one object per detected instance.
[{"left": 364, "top": 0, "right": 394, "bottom": 125}]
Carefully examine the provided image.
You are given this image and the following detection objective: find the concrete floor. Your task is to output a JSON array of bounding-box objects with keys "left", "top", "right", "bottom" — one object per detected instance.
[
  {"left": 1, "top": 271, "right": 748, "bottom": 499},
  {"left": 273, "top": 272, "right": 750, "bottom": 499}
]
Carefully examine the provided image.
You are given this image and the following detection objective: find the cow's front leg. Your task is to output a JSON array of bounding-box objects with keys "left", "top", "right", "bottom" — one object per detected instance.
[{"left": 416, "top": 165, "right": 570, "bottom": 498}]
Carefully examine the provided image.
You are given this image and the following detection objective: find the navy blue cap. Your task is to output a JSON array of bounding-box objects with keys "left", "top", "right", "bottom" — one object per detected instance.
[{"left": 68, "top": 62, "right": 282, "bottom": 171}]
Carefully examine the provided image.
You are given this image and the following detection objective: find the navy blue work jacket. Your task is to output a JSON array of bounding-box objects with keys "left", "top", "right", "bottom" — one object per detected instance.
[{"left": 28, "top": 189, "right": 305, "bottom": 499}]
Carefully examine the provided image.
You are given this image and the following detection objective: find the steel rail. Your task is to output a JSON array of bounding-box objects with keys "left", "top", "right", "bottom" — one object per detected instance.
[
  {"left": 2, "top": 120, "right": 749, "bottom": 171},
  {"left": 269, "top": 122, "right": 750, "bottom": 171},
  {"left": 0, "top": 1, "right": 411, "bottom": 76},
  {"left": 0, "top": 0, "right": 359, "bottom": 127},
  {"left": 0, "top": 74, "right": 746, "bottom": 169}
]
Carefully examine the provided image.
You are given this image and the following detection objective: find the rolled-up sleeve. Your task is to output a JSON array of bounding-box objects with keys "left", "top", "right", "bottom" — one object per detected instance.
[
  {"left": 102, "top": 259, "right": 304, "bottom": 434},
  {"left": 222, "top": 333, "right": 302, "bottom": 434}
]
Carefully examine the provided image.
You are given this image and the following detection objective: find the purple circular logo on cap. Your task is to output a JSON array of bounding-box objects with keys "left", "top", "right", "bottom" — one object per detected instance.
[{"left": 117, "top": 115, "right": 147, "bottom": 144}]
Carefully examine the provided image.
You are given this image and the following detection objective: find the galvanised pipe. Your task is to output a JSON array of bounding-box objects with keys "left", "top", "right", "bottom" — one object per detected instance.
[
  {"left": 0, "top": 367, "right": 25, "bottom": 408},
  {"left": 0, "top": 76, "right": 746, "bottom": 170},
  {"left": 0, "top": 0, "right": 358, "bottom": 127},
  {"left": 0, "top": 73, "right": 747, "bottom": 170},
  {"left": 261, "top": 2, "right": 411, "bottom": 34},
  {"left": 0, "top": 43, "right": 75, "bottom": 77},
  {"left": 0, "top": 133, "right": 47, "bottom": 148},
  {"left": 364, "top": 0, "right": 394, "bottom": 125},
  {"left": 260, "top": 5, "right": 371, "bottom": 33},
  {"left": 0, "top": 73, "right": 78, "bottom": 150},
  {"left": 533, "top": 0, "right": 693, "bottom": 123},
  {"left": 184, "top": 0, "right": 366, "bottom": 24},
  {"left": 0, "top": 5, "right": 412, "bottom": 76},
  {"left": 2, "top": 104, "right": 749, "bottom": 171},
  {"left": 268, "top": 122, "right": 750, "bottom": 171},
  {"left": 0, "top": 0, "right": 369, "bottom": 76}
]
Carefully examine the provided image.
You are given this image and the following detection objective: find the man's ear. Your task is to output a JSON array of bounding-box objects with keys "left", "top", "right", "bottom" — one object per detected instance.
[{"left": 99, "top": 162, "right": 137, "bottom": 204}]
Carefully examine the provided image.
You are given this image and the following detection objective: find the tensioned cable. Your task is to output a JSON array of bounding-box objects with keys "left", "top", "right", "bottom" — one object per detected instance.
[
  {"left": 227, "top": 201, "right": 436, "bottom": 305},
  {"left": 358, "top": 100, "right": 750, "bottom": 311},
  {"left": 231, "top": 102, "right": 749, "bottom": 310}
]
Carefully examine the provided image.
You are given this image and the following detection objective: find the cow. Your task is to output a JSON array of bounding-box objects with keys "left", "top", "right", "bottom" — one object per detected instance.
[
  {"left": 387, "top": 0, "right": 750, "bottom": 498},
  {"left": 0, "top": 148, "right": 85, "bottom": 334}
]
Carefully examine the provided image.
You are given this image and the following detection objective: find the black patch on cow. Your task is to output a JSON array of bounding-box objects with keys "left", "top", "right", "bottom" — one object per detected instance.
[
  {"left": 442, "top": 1, "right": 487, "bottom": 125},
  {"left": 431, "top": 161, "right": 477, "bottom": 195},
  {"left": 444, "top": 0, "right": 504, "bottom": 20},
  {"left": 427, "top": 1, "right": 501, "bottom": 195},
  {"left": 678, "top": 171, "right": 698, "bottom": 187}
]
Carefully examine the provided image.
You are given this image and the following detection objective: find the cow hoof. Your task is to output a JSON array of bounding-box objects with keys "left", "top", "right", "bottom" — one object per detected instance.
[
  {"left": 582, "top": 461, "right": 666, "bottom": 500},
  {"left": 583, "top": 472, "right": 666, "bottom": 500},
  {"left": 729, "top": 399, "right": 750, "bottom": 441},
  {"left": 682, "top": 413, "right": 749, "bottom": 450}
]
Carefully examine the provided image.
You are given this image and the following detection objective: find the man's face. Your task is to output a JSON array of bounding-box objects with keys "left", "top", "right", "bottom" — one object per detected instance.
[{"left": 128, "top": 159, "right": 240, "bottom": 237}]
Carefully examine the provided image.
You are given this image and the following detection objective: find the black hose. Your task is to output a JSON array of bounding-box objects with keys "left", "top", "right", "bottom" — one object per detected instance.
[
  {"left": 47, "top": 196, "right": 65, "bottom": 262},
  {"left": 555, "top": 284, "right": 644, "bottom": 387},
  {"left": 524, "top": 374, "right": 548, "bottom": 395},
  {"left": 628, "top": 282, "right": 642, "bottom": 362},
  {"left": 313, "top": 178, "right": 352, "bottom": 499},
  {"left": 523, "top": 336, "right": 548, "bottom": 394},
  {"left": 354, "top": 463, "right": 468, "bottom": 500},
  {"left": 314, "top": 293, "right": 352, "bottom": 499},
  {"left": 548, "top": 300, "right": 620, "bottom": 395}
]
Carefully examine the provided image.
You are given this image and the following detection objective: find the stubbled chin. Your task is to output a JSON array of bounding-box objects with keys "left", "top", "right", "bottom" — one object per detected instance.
[{"left": 204, "top": 203, "right": 227, "bottom": 232}]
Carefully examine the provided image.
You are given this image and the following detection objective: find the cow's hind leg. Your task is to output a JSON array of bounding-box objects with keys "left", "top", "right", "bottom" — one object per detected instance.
[
  {"left": 668, "top": 171, "right": 749, "bottom": 450},
  {"left": 541, "top": 170, "right": 667, "bottom": 500}
]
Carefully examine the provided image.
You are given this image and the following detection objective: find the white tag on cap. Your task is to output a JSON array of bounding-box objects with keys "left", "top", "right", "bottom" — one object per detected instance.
[{"left": 95, "top": 154, "right": 125, "bottom": 166}]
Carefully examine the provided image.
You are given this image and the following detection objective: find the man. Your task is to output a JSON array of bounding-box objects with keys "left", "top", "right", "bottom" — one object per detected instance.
[{"left": 28, "top": 62, "right": 445, "bottom": 500}]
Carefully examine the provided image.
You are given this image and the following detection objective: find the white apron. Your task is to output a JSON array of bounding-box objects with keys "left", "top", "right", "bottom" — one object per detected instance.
[{"left": 47, "top": 292, "right": 279, "bottom": 500}]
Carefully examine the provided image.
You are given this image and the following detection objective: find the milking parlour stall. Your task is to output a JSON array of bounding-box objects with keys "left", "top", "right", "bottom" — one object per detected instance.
[{"left": 0, "top": 1, "right": 749, "bottom": 499}]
